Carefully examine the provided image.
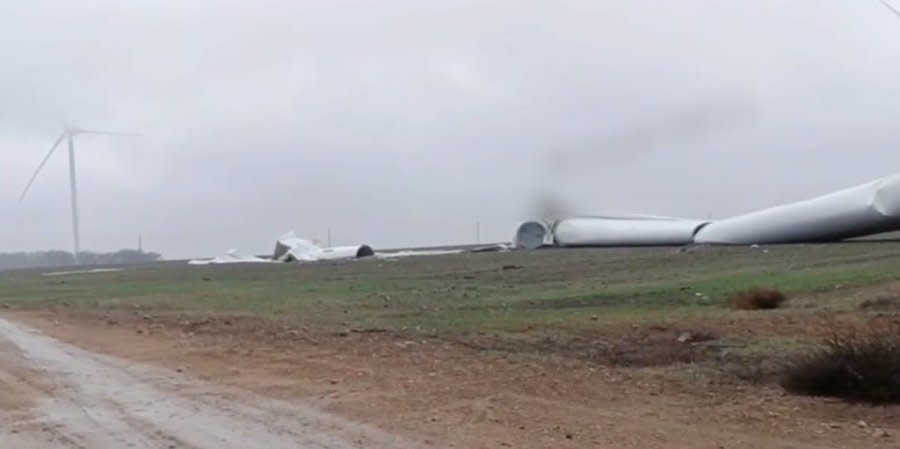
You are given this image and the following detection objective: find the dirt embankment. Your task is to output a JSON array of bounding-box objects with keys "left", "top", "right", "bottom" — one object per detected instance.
[{"left": 7, "top": 308, "right": 899, "bottom": 449}]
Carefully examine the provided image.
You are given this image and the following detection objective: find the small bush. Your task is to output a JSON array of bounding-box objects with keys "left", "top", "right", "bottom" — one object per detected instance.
[
  {"left": 781, "top": 328, "right": 900, "bottom": 404},
  {"left": 731, "top": 287, "right": 787, "bottom": 310}
]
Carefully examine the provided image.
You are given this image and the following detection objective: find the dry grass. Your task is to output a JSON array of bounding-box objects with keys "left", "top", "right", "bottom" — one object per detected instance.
[
  {"left": 859, "top": 296, "right": 900, "bottom": 310},
  {"left": 781, "top": 326, "right": 900, "bottom": 404},
  {"left": 730, "top": 288, "right": 787, "bottom": 310}
]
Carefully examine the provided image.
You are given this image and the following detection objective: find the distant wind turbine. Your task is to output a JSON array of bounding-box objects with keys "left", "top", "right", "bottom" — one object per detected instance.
[
  {"left": 20, "top": 127, "right": 138, "bottom": 265},
  {"left": 878, "top": 0, "right": 900, "bottom": 20}
]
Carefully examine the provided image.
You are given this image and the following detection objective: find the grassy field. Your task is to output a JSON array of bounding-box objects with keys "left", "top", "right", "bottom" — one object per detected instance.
[
  {"left": 2, "top": 243, "right": 900, "bottom": 343},
  {"left": 5, "top": 244, "right": 900, "bottom": 447}
]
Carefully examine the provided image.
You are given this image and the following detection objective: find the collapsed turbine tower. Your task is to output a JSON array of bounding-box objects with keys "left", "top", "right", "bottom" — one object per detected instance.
[{"left": 514, "top": 173, "right": 900, "bottom": 249}]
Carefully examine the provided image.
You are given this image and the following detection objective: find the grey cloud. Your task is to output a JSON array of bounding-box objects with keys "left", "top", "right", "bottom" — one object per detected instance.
[{"left": 3, "top": 0, "right": 900, "bottom": 258}]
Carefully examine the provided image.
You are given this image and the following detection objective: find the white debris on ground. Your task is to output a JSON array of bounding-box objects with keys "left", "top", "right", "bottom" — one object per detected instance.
[
  {"left": 188, "top": 232, "right": 376, "bottom": 266},
  {"left": 375, "top": 249, "right": 463, "bottom": 259},
  {"left": 188, "top": 232, "right": 512, "bottom": 266},
  {"left": 42, "top": 268, "right": 124, "bottom": 277},
  {"left": 187, "top": 249, "right": 270, "bottom": 265},
  {"left": 273, "top": 231, "right": 374, "bottom": 262},
  {"left": 470, "top": 242, "right": 514, "bottom": 253}
]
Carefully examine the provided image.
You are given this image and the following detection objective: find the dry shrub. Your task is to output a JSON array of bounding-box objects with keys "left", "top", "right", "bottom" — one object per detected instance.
[
  {"left": 731, "top": 287, "right": 787, "bottom": 310},
  {"left": 859, "top": 296, "right": 900, "bottom": 310},
  {"left": 781, "top": 326, "right": 900, "bottom": 404}
]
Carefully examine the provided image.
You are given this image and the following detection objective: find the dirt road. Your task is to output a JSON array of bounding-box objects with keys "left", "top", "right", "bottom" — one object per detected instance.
[
  {"left": 3, "top": 310, "right": 898, "bottom": 449},
  {"left": 0, "top": 317, "right": 412, "bottom": 449}
]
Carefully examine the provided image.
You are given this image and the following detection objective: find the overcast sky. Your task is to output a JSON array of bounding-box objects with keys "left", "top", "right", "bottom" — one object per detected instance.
[{"left": 3, "top": 0, "right": 900, "bottom": 259}]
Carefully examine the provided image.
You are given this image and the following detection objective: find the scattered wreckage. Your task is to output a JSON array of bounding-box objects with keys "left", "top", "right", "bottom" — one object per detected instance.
[
  {"left": 515, "top": 173, "right": 900, "bottom": 249},
  {"left": 188, "top": 232, "right": 375, "bottom": 265},
  {"left": 189, "top": 173, "right": 900, "bottom": 265},
  {"left": 272, "top": 232, "right": 375, "bottom": 262},
  {"left": 188, "top": 232, "right": 510, "bottom": 265},
  {"left": 187, "top": 249, "right": 270, "bottom": 265}
]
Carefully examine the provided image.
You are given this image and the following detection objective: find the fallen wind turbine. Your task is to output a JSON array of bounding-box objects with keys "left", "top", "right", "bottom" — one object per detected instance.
[{"left": 20, "top": 127, "right": 138, "bottom": 265}]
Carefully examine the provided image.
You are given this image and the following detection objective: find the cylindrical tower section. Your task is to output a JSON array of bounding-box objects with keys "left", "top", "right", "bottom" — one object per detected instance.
[
  {"left": 514, "top": 221, "right": 550, "bottom": 249},
  {"left": 553, "top": 216, "right": 708, "bottom": 247}
]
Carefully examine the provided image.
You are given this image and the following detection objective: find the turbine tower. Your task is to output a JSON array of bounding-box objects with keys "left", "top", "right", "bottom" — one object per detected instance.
[{"left": 20, "top": 127, "right": 136, "bottom": 265}]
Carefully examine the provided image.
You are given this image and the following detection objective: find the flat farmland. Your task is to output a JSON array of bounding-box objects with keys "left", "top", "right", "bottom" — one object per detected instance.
[{"left": 2, "top": 243, "right": 900, "bottom": 448}]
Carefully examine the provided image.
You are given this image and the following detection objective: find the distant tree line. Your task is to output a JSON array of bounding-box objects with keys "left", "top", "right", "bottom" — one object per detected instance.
[{"left": 0, "top": 249, "right": 162, "bottom": 271}]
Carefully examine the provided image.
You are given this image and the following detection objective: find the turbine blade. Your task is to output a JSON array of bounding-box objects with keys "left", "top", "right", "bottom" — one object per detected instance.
[
  {"left": 878, "top": 0, "right": 900, "bottom": 19},
  {"left": 20, "top": 132, "right": 66, "bottom": 202},
  {"left": 71, "top": 129, "right": 140, "bottom": 137}
]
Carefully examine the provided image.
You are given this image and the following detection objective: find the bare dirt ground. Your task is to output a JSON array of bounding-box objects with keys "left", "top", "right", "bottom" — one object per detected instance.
[
  {"left": 0, "top": 315, "right": 414, "bottom": 449},
  {"left": 5, "top": 246, "right": 900, "bottom": 448},
  {"left": 5, "top": 309, "right": 898, "bottom": 449}
]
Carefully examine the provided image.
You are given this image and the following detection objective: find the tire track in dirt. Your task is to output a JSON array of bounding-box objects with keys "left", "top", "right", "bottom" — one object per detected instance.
[{"left": 0, "top": 316, "right": 418, "bottom": 449}]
